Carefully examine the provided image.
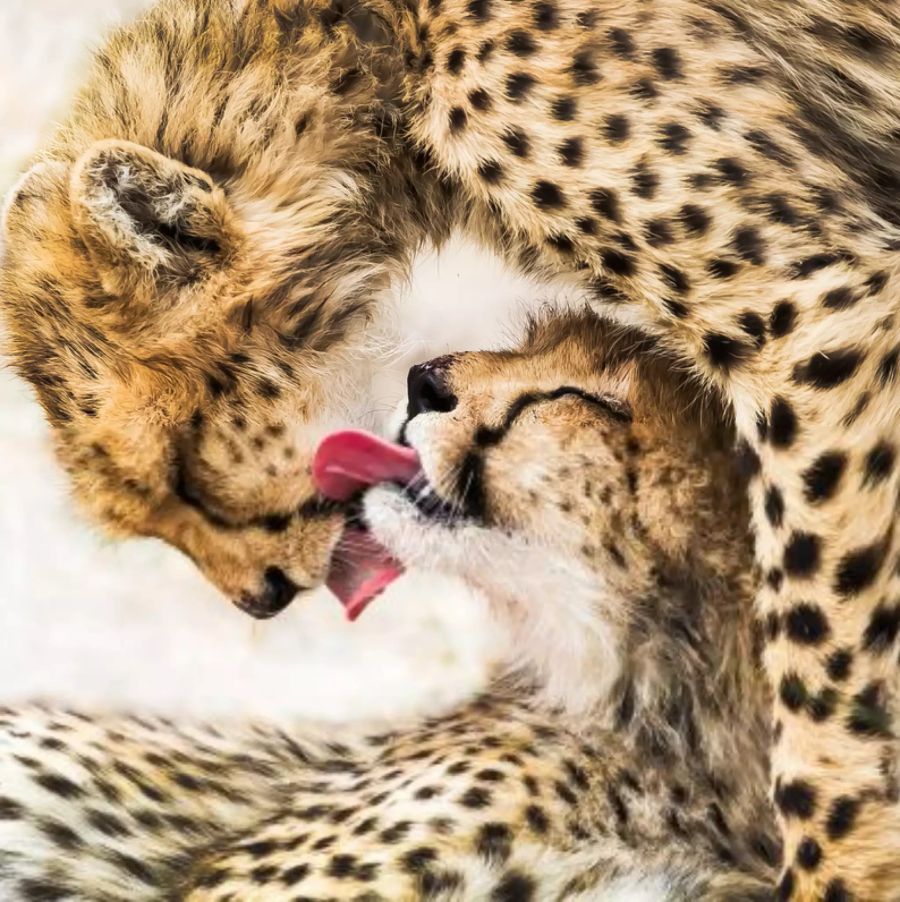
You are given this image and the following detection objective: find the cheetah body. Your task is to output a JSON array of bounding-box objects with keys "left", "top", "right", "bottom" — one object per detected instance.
[{"left": 2, "top": 0, "right": 900, "bottom": 895}]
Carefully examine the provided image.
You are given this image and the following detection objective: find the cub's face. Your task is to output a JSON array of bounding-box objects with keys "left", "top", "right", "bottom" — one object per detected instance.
[
  {"left": 365, "top": 317, "right": 741, "bottom": 608},
  {"left": 1, "top": 141, "right": 394, "bottom": 617}
]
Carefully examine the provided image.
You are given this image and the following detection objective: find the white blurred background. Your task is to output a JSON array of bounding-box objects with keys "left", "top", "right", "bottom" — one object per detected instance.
[{"left": 0, "top": 0, "right": 575, "bottom": 724}]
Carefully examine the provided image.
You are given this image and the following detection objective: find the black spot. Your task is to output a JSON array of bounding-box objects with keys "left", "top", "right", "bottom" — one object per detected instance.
[
  {"left": 575, "top": 217, "right": 596, "bottom": 235},
  {"left": 821, "top": 285, "right": 859, "bottom": 310},
  {"left": 764, "top": 611, "right": 781, "bottom": 641},
  {"left": 632, "top": 163, "right": 658, "bottom": 198},
  {"left": 652, "top": 46, "right": 682, "bottom": 79},
  {"left": 784, "top": 603, "right": 829, "bottom": 645},
  {"left": 767, "top": 568, "right": 784, "bottom": 592},
  {"left": 447, "top": 47, "right": 466, "bottom": 74},
  {"left": 631, "top": 77, "right": 658, "bottom": 100},
  {"left": 746, "top": 130, "right": 793, "bottom": 167},
  {"left": 590, "top": 188, "right": 621, "bottom": 222},
  {"left": 764, "top": 485, "right": 785, "bottom": 527},
  {"left": 449, "top": 107, "right": 468, "bottom": 132},
  {"left": 327, "top": 854, "right": 357, "bottom": 879},
  {"left": 532, "top": 181, "right": 565, "bottom": 210},
  {"left": 808, "top": 687, "right": 838, "bottom": 722},
  {"left": 779, "top": 673, "right": 808, "bottom": 711},
  {"left": 715, "top": 157, "right": 750, "bottom": 186},
  {"left": 554, "top": 780, "right": 578, "bottom": 805},
  {"left": 552, "top": 96, "right": 576, "bottom": 120},
  {"left": 558, "top": 137, "right": 584, "bottom": 167},
  {"left": 546, "top": 233, "right": 574, "bottom": 254},
  {"left": 35, "top": 774, "right": 84, "bottom": 800},
  {"left": 646, "top": 219, "right": 673, "bottom": 246},
  {"left": 659, "top": 122, "right": 691, "bottom": 154},
  {"left": 503, "top": 129, "right": 529, "bottom": 158},
  {"left": 491, "top": 871, "right": 536, "bottom": 902},
  {"left": 733, "top": 226, "right": 766, "bottom": 264},
  {"left": 879, "top": 347, "right": 899, "bottom": 386},
  {"left": 704, "top": 333, "right": 749, "bottom": 371},
  {"left": 478, "top": 160, "right": 504, "bottom": 184},
  {"left": 659, "top": 264, "right": 689, "bottom": 294},
  {"left": 825, "top": 796, "right": 859, "bottom": 840},
  {"left": 601, "top": 248, "right": 636, "bottom": 277},
  {"left": 738, "top": 311, "right": 766, "bottom": 346},
  {"left": 570, "top": 48, "right": 600, "bottom": 84},
  {"left": 468, "top": 0, "right": 491, "bottom": 20},
  {"left": 777, "top": 868, "right": 795, "bottom": 901},
  {"left": 476, "top": 822, "right": 513, "bottom": 863},
  {"left": 823, "top": 879, "right": 851, "bottom": 902},
  {"left": 507, "top": 30, "right": 536, "bottom": 55},
  {"left": 281, "top": 863, "right": 310, "bottom": 885},
  {"left": 678, "top": 204, "right": 710, "bottom": 236},
  {"left": 664, "top": 298, "right": 689, "bottom": 318},
  {"left": 534, "top": 1, "right": 557, "bottom": 30},
  {"left": 826, "top": 648, "right": 853, "bottom": 681},
  {"left": 847, "top": 681, "right": 892, "bottom": 737},
  {"left": 735, "top": 439, "right": 761, "bottom": 479},
  {"left": 863, "top": 441, "right": 895, "bottom": 487},
  {"left": 790, "top": 252, "right": 843, "bottom": 279},
  {"left": 803, "top": 451, "right": 846, "bottom": 503},
  {"left": 835, "top": 537, "right": 889, "bottom": 596},
  {"left": 707, "top": 258, "right": 740, "bottom": 279},
  {"left": 0, "top": 797, "right": 24, "bottom": 820},
  {"left": 477, "top": 39, "right": 495, "bottom": 61},
  {"left": 608, "top": 27, "right": 635, "bottom": 58},
  {"left": 402, "top": 845, "right": 438, "bottom": 875},
  {"left": 469, "top": 88, "right": 492, "bottom": 110},
  {"left": 770, "top": 301, "right": 797, "bottom": 337},
  {"left": 783, "top": 532, "right": 820, "bottom": 578},
  {"left": 525, "top": 804, "right": 548, "bottom": 834},
  {"left": 460, "top": 786, "right": 492, "bottom": 808},
  {"left": 505, "top": 72, "right": 536, "bottom": 101},
  {"left": 769, "top": 397, "right": 798, "bottom": 448},
  {"left": 604, "top": 113, "right": 630, "bottom": 142},
  {"left": 761, "top": 193, "right": 798, "bottom": 225},
  {"left": 775, "top": 780, "right": 817, "bottom": 819},
  {"left": 863, "top": 603, "right": 900, "bottom": 654},
  {"left": 379, "top": 820, "right": 411, "bottom": 843},
  {"left": 864, "top": 270, "right": 888, "bottom": 296}
]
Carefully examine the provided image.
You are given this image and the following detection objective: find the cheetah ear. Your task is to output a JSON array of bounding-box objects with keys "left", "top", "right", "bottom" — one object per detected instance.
[{"left": 70, "top": 140, "right": 233, "bottom": 291}]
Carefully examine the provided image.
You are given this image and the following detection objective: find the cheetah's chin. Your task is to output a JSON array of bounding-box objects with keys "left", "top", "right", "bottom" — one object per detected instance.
[{"left": 312, "top": 430, "right": 420, "bottom": 621}]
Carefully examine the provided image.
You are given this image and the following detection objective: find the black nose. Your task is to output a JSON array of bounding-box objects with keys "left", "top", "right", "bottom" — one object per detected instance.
[
  {"left": 235, "top": 566, "right": 300, "bottom": 619},
  {"left": 407, "top": 358, "right": 458, "bottom": 419}
]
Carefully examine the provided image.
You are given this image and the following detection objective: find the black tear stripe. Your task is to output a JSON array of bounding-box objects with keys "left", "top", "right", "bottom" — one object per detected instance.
[{"left": 452, "top": 387, "right": 632, "bottom": 521}]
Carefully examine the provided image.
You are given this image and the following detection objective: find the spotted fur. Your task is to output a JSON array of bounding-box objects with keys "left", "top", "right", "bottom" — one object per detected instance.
[
  {"left": 2, "top": 0, "right": 900, "bottom": 894},
  {"left": 0, "top": 318, "right": 775, "bottom": 900}
]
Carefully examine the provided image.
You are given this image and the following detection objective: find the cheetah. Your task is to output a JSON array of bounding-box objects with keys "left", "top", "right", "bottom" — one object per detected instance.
[
  {"left": 1, "top": 0, "right": 900, "bottom": 894},
  {"left": 0, "top": 315, "right": 777, "bottom": 900}
]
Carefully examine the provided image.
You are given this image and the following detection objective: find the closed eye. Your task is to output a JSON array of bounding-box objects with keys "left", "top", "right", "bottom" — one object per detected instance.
[{"left": 171, "top": 450, "right": 338, "bottom": 533}]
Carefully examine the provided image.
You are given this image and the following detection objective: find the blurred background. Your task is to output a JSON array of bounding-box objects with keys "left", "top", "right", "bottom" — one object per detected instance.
[{"left": 0, "top": 0, "right": 580, "bottom": 724}]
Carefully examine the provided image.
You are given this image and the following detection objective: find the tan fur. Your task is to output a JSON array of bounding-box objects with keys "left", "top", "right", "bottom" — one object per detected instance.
[
  {"left": 0, "top": 321, "right": 774, "bottom": 900},
  {"left": 2, "top": 0, "right": 900, "bottom": 893}
]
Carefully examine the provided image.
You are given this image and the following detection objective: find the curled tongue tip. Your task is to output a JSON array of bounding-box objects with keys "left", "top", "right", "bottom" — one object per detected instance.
[
  {"left": 313, "top": 429, "right": 420, "bottom": 501},
  {"left": 325, "top": 526, "right": 404, "bottom": 621}
]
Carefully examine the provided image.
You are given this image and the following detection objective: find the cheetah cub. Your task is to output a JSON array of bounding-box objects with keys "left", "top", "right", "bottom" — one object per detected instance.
[{"left": 0, "top": 316, "right": 774, "bottom": 900}]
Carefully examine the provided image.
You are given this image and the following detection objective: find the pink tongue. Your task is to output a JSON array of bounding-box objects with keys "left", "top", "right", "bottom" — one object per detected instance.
[
  {"left": 312, "top": 430, "right": 420, "bottom": 620},
  {"left": 313, "top": 430, "right": 420, "bottom": 501}
]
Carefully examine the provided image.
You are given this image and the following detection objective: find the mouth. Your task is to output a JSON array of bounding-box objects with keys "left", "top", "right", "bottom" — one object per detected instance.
[{"left": 313, "top": 430, "right": 425, "bottom": 621}]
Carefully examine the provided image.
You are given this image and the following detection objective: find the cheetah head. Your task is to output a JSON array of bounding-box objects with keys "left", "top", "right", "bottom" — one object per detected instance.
[
  {"left": 325, "top": 315, "right": 751, "bottom": 712},
  {"left": 0, "top": 139, "right": 410, "bottom": 618}
]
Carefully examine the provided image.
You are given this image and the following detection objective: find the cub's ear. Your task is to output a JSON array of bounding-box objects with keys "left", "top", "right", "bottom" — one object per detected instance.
[{"left": 70, "top": 140, "right": 234, "bottom": 290}]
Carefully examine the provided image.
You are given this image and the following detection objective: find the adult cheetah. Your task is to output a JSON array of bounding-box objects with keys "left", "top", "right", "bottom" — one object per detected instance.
[
  {"left": 0, "top": 316, "right": 777, "bottom": 900},
  {"left": 1, "top": 0, "right": 900, "bottom": 895}
]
